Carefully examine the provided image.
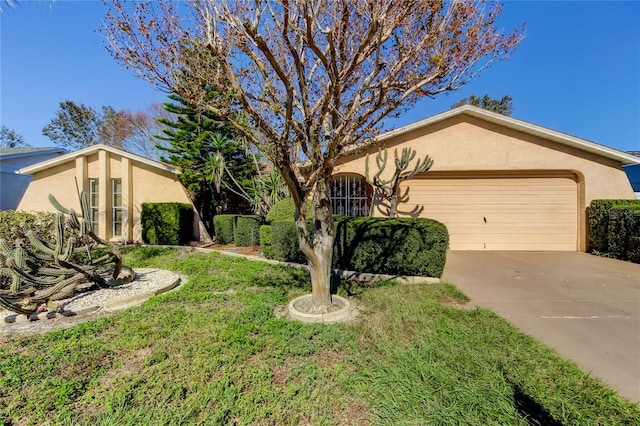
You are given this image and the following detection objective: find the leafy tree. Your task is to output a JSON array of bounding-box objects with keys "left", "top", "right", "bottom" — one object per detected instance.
[
  {"left": 155, "top": 94, "right": 256, "bottom": 235},
  {"left": 104, "top": 0, "right": 523, "bottom": 313},
  {"left": 0, "top": 125, "right": 29, "bottom": 147},
  {"left": 42, "top": 101, "right": 133, "bottom": 150},
  {"left": 452, "top": 94, "right": 514, "bottom": 116}
]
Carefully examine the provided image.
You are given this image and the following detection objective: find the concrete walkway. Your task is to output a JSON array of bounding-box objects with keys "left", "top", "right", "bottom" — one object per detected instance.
[{"left": 442, "top": 251, "right": 640, "bottom": 403}]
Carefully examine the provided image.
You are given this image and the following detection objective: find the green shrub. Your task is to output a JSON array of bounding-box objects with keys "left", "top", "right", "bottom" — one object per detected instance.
[
  {"left": 334, "top": 217, "right": 449, "bottom": 278},
  {"left": 234, "top": 215, "right": 263, "bottom": 247},
  {"left": 265, "top": 198, "right": 312, "bottom": 223},
  {"left": 259, "top": 225, "right": 274, "bottom": 259},
  {"left": 268, "top": 216, "right": 449, "bottom": 278},
  {"left": 589, "top": 199, "right": 640, "bottom": 253},
  {"left": 271, "top": 220, "right": 307, "bottom": 263},
  {"left": 141, "top": 203, "right": 194, "bottom": 245},
  {"left": 214, "top": 214, "right": 237, "bottom": 244},
  {"left": 0, "top": 210, "right": 62, "bottom": 243},
  {"left": 606, "top": 205, "right": 640, "bottom": 262}
]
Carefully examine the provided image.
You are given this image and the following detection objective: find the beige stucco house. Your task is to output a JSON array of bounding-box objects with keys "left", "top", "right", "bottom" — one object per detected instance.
[
  {"left": 332, "top": 105, "right": 639, "bottom": 251},
  {"left": 17, "top": 144, "right": 209, "bottom": 243}
]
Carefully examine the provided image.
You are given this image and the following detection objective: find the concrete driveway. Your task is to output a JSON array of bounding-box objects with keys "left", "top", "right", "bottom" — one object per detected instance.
[{"left": 441, "top": 251, "right": 640, "bottom": 403}]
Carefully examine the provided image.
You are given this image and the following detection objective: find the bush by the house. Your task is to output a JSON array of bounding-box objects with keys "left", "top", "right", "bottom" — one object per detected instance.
[
  {"left": 270, "top": 220, "right": 307, "bottom": 263},
  {"left": 589, "top": 199, "right": 640, "bottom": 262},
  {"left": 265, "top": 197, "right": 312, "bottom": 223},
  {"left": 261, "top": 216, "right": 449, "bottom": 278},
  {"left": 0, "top": 210, "right": 56, "bottom": 242},
  {"left": 214, "top": 214, "right": 237, "bottom": 244},
  {"left": 141, "top": 203, "right": 194, "bottom": 245},
  {"left": 234, "top": 215, "right": 263, "bottom": 247},
  {"left": 605, "top": 205, "right": 640, "bottom": 262},
  {"left": 334, "top": 217, "right": 448, "bottom": 278},
  {"left": 259, "top": 225, "right": 274, "bottom": 259}
]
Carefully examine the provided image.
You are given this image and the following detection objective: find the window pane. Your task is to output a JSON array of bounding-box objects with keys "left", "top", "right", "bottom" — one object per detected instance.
[{"left": 113, "top": 222, "right": 122, "bottom": 237}]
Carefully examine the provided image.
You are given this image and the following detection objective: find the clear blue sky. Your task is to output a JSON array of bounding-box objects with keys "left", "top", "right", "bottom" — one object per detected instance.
[{"left": 1, "top": 0, "right": 639, "bottom": 152}]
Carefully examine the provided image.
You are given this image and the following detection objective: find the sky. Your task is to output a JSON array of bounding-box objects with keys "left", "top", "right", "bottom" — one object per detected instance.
[{"left": 1, "top": 0, "right": 639, "bottom": 152}]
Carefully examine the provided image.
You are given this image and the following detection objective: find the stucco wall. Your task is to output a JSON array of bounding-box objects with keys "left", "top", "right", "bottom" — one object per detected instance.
[{"left": 17, "top": 161, "right": 80, "bottom": 213}]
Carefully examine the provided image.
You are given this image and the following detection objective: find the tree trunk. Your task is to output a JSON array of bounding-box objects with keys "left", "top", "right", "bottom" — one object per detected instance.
[{"left": 295, "top": 177, "right": 334, "bottom": 313}]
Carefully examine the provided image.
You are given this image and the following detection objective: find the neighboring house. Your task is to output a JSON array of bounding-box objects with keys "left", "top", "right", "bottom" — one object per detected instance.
[
  {"left": 0, "top": 147, "right": 66, "bottom": 210},
  {"left": 623, "top": 152, "right": 640, "bottom": 199},
  {"left": 333, "top": 105, "right": 639, "bottom": 251},
  {"left": 17, "top": 144, "right": 210, "bottom": 244}
]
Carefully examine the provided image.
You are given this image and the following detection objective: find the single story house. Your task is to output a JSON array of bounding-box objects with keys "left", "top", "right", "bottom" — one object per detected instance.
[
  {"left": 0, "top": 147, "right": 66, "bottom": 210},
  {"left": 333, "top": 105, "right": 639, "bottom": 251},
  {"left": 17, "top": 144, "right": 210, "bottom": 243}
]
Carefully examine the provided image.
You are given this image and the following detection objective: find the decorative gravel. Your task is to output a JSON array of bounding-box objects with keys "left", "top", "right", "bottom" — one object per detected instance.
[{"left": 0, "top": 268, "right": 183, "bottom": 336}]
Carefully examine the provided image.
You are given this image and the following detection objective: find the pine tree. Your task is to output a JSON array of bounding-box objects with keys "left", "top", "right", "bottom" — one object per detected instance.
[{"left": 155, "top": 94, "right": 256, "bottom": 235}]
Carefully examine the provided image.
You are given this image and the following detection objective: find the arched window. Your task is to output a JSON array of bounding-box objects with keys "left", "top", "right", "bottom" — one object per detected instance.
[{"left": 330, "top": 174, "right": 372, "bottom": 216}]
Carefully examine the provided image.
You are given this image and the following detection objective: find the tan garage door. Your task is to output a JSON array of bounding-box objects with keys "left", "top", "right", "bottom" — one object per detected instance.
[{"left": 406, "top": 173, "right": 578, "bottom": 251}]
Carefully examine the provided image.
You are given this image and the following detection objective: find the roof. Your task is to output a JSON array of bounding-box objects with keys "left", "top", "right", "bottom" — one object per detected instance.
[
  {"left": 0, "top": 147, "right": 66, "bottom": 160},
  {"left": 364, "top": 105, "right": 640, "bottom": 166},
  {"left": 18, "top": 144, "right": 180, "bottom": 175}
]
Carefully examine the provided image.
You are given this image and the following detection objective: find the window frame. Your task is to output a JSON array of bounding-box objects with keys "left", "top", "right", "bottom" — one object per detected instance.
[
  {"left": 89, "top": 178, "right": 99, "bottom": 231},
  {"left": 111, "top": 178, "right": 123, "bottom": 238},
  {"left": 330, "top": 174, "right": 372, "bottom": 217}
]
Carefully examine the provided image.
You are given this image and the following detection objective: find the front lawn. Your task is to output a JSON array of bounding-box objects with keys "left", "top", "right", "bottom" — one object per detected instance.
[{"left": 1, "top": 248, "right": 638, "bottom": 425}]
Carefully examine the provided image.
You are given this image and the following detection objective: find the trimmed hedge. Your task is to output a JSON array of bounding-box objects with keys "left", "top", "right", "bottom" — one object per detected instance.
[
  {"left": 589, "top": 199, "right": 640, "bottom": 253},
  {"left": 271, "top": 220, "right": 307, "bottom": 263},
  {"left": 141, "top": 203, "right": 193, "bottom": 245},
  {"left": 606, "top": 205, "right": 640, "bottom": 262},
  {"left": 265, "top": 198, "right": 313, "bottom": 223},
  {"left": 259, "top": 225, "right": 274, "bottom": 259},
  {"left": 334, "top": 217, "right": 448, "bottom": 278},
  {"left": 235, "top": 215, "right": 263, "bottom": 247},
  {"left": 214, "top": 214, "right": 237, "bottom": 244},
  {"left": 262, "top": 216, "right": 449, "bottom": 278}
]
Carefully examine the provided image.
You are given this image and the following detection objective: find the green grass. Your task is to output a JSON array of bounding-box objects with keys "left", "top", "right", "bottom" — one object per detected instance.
[{"left": 1, "top": 247, "right": 638, "bottom": 425}]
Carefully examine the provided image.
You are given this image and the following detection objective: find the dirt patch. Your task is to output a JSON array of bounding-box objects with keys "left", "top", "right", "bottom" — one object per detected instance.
[{"left": 202, "top": 242, "right": 262, "bottom": 257}]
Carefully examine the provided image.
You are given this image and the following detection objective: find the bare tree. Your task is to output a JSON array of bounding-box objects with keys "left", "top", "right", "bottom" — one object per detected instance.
[
  {"left": 121, "top": 103, "right": 174, "bottom": 159},
  {"left": 103, "top": 0, "right": 523, "bottom": 313}
]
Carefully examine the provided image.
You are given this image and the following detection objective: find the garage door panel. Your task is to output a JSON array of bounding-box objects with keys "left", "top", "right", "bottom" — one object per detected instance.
[
  {"left": 424, "top": 213, "right": 575, "bottom": 223},
  {"left": 405, "top": 175, "right": 578, "bottom": 251},
  {"left": 451, "top": 223, "right": 577, "bottom": 233},
  {"left": 455, "top": 242, "right": 578, "bottom": 251}
]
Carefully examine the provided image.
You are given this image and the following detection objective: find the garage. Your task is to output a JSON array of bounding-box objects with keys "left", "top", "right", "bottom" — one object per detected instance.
[
  {"left": 404, "top": 172, "right": 579, "bottom": 250},
  {"left": 333, "top": 106, "right": 638, "bottom": 252}
]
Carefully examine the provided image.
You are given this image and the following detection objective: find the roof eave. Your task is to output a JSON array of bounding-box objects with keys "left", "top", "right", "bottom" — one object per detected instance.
[{"left": 18, "top": 144, "right": 181, "bottom": 175}]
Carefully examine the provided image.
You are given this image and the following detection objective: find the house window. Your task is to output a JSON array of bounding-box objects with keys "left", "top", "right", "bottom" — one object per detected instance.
[
  {"left": 112, "top": 178, "right": 123, "bottom": 237},
  {"left": 330, "top": 175, "right": 372, "bottom": 216},
  {"left": 89, "top": 179, "right": 99, "bottom": 230}
]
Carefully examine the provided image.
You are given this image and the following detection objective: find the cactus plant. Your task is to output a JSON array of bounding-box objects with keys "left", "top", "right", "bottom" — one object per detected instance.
[
  {"left": 365, "top": 147, "right": 433, "bottom": 218},
  {"left": 0, "top": 192, "right": 134, "bottom": 316}
]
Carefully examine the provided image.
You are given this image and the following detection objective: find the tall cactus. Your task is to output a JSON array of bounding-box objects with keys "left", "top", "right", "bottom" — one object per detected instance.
[
  {"left": 365, "top": 147, "right": 433, "bottom": 217},
  {"left": 0, "top": 192, "right": 134, "bottom": 316}
]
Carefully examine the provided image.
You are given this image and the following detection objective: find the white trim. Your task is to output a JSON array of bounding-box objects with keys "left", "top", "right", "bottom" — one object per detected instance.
[
  {"left": 366, "top": 105, "right": 640, "bottom": 166},
  {"left": 17, "top": 144, "right": 180, "bottom": 175}
]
